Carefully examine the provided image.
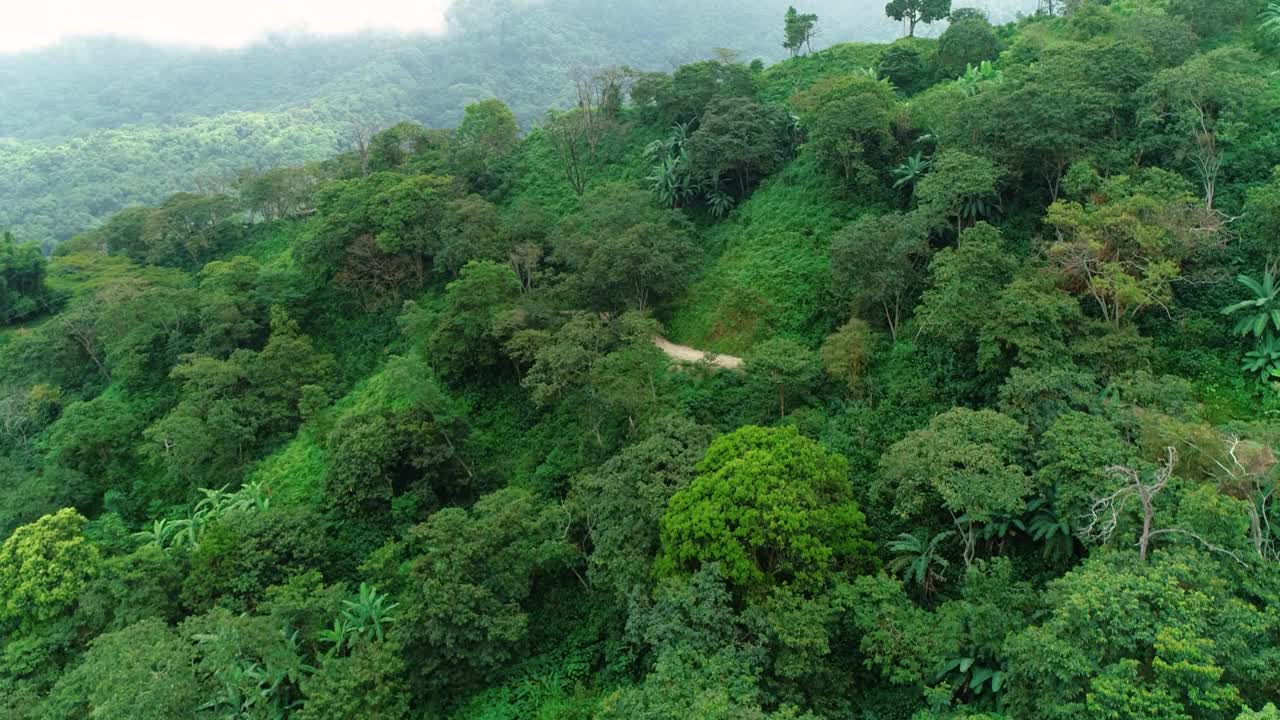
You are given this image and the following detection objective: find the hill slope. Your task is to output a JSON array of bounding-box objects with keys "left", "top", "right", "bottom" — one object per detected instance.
[{"left": 0, "top": 0, "right": 1038, "bottom": 244}]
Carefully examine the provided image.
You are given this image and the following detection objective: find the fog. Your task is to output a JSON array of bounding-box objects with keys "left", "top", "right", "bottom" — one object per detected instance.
[
  {"left": 1, "top": 0, "right": 454, "bottom": 53},
  {"left": 3, "top": 0, "right": 1038, "bottom": 55}
]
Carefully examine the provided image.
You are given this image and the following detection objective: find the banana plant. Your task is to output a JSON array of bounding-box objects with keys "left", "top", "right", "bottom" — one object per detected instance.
[
  {"left": 1244, "top": 335, "right": 1280, "bottom": 379},
  {"left": 1027, "top": 497, "right": 1075, "bottom": 564},
  {"left": 1222, "top": 270, "right": 1280, "bottom": 339},
  {"left": 888, "top": 529, "right": 954, "bottom": 596},
  {"left": 957, "top": 60, "right": 1003, "bottom": 96},
  {"left": 1262, "top": 3, "right": 1280, "bottom": 43},
  {"left": 133, "top": 518, "right": 176, "bottom": 547},
  {"left": 645, "top": 122, "right": 695, "bottom": 208},
  {"left": 892, "top": 153, "right": 931, "bottom": 190},
  {"left": 705, "top": 189, "right": 737, "bottom": 219},
  {"left": 341, "top": 582, "right": 400, "bottom": 643},
  {"left": 166, "top": 514, "right": 202, "bottom": 549},
  {"left": 937, "top": 656, "right": 1006, "bottom": 705},
  {"left": 317, "top": 617, "right": 357, "bottom": 658}
]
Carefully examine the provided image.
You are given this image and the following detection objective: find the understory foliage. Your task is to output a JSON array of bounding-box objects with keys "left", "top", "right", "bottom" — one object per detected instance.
[{"left": 5, "top": 3, "right": 1280, "bottom": 719}]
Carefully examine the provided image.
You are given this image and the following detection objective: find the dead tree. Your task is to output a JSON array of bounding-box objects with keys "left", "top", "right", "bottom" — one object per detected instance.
[
  {"left": 1203, "top": 435, "right": 1279, "bottom": 563},
  {"left": 1080, "top": 447, "right": 1247, "bottom": 565},
  {"left": 350, "top": 120, "right": 376, "bottom": 177}
]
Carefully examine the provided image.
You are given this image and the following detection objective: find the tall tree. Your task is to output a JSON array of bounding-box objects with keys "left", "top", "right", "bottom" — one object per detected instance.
[
  {"left": 884, "top": 0, "right": 952, "bottom": 37},
  {"left": 935, "top": 13, "right": 999, "bottom": 77},
  {"left": 783, "top": 7, "right": 820, "bottom": 57}
]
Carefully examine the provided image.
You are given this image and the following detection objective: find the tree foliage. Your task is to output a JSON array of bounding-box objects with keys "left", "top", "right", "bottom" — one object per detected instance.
[{"left": 658, "top": 426, "right": 871, "bottom": 596}]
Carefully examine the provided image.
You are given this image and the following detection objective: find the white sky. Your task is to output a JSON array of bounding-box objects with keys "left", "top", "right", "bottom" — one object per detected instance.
[{"left": 0, "top": 0, "right": 456, "bottom": 54}]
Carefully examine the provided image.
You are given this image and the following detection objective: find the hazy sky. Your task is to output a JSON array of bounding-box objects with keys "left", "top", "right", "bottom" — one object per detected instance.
[{"left": 1, "top": 0, "right": 456, "bottom": 53}]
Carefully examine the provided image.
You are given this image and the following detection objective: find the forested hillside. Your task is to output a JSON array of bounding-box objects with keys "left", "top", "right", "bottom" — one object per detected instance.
[
  {"left": 3, "top": 0, "right": 1280, "bottom": 718},
  {"left": 0, "top": 0, "right": 1036, "bottom": 245}
]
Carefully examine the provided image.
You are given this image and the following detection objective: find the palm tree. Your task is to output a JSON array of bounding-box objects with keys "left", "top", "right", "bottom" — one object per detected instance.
[
  {"left": 892, "top": 153, "right": 931, "bottom": 191},
  {"left": 1222, "top": 270, "right": 1280, "bottom": 339},
  {"left": 888, "top": 529, "right": 954, "bottom": 595}
]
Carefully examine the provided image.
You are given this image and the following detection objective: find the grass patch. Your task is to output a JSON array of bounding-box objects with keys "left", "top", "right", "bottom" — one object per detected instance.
[
  {"left": 666, "top": 152, "right": 866, "bottom": 355},
  {"left": 759, "top": 42, "right": 890, "bottom": 105},
  {"left": 505, "top": 121, "right": 665, "bottom": 219},
  {"left": 234, "top": 219, "right": 303, "bottom": 270}
]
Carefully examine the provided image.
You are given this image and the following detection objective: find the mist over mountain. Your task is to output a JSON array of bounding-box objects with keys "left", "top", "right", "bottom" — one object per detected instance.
[{"left": 0, "top": 0, "right": 1036, "bottom": 243}]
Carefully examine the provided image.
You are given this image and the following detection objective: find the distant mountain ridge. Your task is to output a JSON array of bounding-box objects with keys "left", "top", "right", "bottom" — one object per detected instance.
[{"left": 0, "top": 0, "right": 1038, "bottom": 243}]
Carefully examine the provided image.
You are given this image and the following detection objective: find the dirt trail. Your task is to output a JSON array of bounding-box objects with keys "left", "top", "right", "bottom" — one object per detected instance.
[{"left": 653, "top": 336, "right": 743, "bottom": 370}]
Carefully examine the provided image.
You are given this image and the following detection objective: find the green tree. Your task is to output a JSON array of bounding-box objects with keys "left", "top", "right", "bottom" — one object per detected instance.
[
  {"left": 1162, "top": 0, "right": 1250, "bottom": 37},
  {"left": 978, "top": 271, "right": 1083, "bottom": 371},
  {"left": 39, "top": 619, "right": 206, "bottom": 720},
  {"left": 574, "top": 220, "right": 700, "bottom": 312},
  {"left": 424, "top": 260, "right": 522, "bottom": 380},
  {"left": 1240, "top": 169, "right": 1280, "bottom": 263},
  {"left": 0, "top": 508, "right": 100, "bottom": 632},
  {"left": 181, "top": 507, "right": 328, "bottom": 612},
  {"left": 915, "top": 222, "right": 1017, "bottom": 346},
  {"left": 884, "top": 0, "right": 951, "bottom": 37},
  {"left": 571, "top": 417, "right": 715, "bottom": 601},
  {"left": 1045, "top": 170, "right": 1207, "bottom": 327},
  {"left": 783, "top": 7, "right": 820, "bottom": 57},
  {"left": 657, "top": 426, "right": 871, "bottom": 596},
  {"left": 684, "top": 97, "right": 794, "bottom": 202},
  {"left": 1034, "top": 411, "right": 1130, "bottom": 528},
  {"left": 879, "top": 408, "right": 1030, "bottom": 564},
  {"left": 452, "top": 98, "right": 520, "bottom": 189},
  {"left": 879, "top": 44, "right": 927, "bottom": 94},
  {"left": 745, "top": 338, "right": 822, "bottom": 419},
  {"left": 665, "top": 60, "right": 758, "bottom": 125},
  {"left": 298, "top": 641, "right": 411, "bottom": 720},
  {"left": 913, "top": 150, "right": 1003, "bottom": 235},
  {"left": 388, "top": 488, "right": 574, "bottom": 693},
  {"left": 936, "top": 15, "right": 999, "bottom": 77},
  {"left": 1003, "top": 550, "right": 1265, "bottom": 720},
  {"left": 140, "top": 192, "right": 243, "bottom": 268},
  {"left": 0, "top": 231, "right": 50, "bottom": 325},
  {"left": 830, "top": 212, "right": 930, "bottom": 341},
  {"left": 978, "top": 41, "right": 1156, "bottom": 199},
  {"left": 1139, "top": 48, "right": 1265, "bottom": 210},
  {"left": 793, "top": 75, "right": 897, "bottom": 184}
]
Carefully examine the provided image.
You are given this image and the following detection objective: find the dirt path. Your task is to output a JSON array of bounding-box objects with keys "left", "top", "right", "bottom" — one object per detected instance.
[{"left": 653, "top": 336, "right": 743, "bottom": 370}]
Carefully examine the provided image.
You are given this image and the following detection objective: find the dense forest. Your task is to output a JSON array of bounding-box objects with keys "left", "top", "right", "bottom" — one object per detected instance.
[
  {"left": 0, "top": 0, "right": 1035, "bottom": 245},
  {"left": 3, "top": 0, "right": 1280, "bottom": 717}
]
